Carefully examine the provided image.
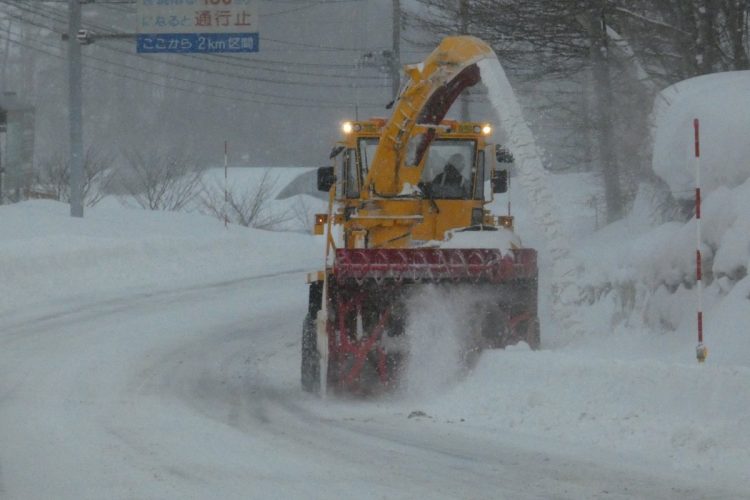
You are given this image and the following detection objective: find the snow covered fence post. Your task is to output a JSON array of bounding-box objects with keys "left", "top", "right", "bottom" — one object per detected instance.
[{"left": 694, "top": 118, "right": 708, "bottom": 363}]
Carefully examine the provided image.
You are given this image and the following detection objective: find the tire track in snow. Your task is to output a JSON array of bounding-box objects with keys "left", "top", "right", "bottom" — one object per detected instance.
[
  {"left": 0, "top": 269, "right": 308, "bottom": 499},
  {"left": 0, "top": 268, "right": 307, "bottom": 342}
]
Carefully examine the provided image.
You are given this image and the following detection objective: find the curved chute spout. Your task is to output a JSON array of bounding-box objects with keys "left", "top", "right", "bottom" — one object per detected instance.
[
  {"left": 366, "top": 36, "right": 497, "bottom": 196},
  {"left": 418, "top": 63, "right": 481, "bottom": 125}
]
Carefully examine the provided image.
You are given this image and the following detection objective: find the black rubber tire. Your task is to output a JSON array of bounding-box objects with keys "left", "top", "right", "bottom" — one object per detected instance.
[
  {"left": 301, "top": 281, "right": 324, "bottom": 393},
  {"left": 526, "top": 317, "right": 541, "bottom": 350},
  {"left": 300, "top": 313, "right": 320, "bottom": 393}
]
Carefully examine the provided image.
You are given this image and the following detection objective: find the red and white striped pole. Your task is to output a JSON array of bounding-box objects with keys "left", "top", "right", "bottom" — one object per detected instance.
[{"left": 694, "top": 119, "right": 708, "bottom": 363}]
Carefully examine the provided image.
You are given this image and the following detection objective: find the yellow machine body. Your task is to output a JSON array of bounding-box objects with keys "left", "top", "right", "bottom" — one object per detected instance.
[
  {"left": 314, "top": 36, "right": 512, "bottom": 251},
  {"left": 317, "top": 119, "right": 512, "bottom": 250},
  {"left": 302, "top": 36, "right": 538, "bottom": 396}
]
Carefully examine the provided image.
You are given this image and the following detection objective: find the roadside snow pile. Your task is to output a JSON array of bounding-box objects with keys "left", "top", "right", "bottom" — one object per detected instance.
[
  {"left": 0, "top": 200, "right": 324, "bottom": 317},
  {"left": 570, "top": 72, "right": 750, "bottom": 365},
  {"left": 420, "top": 350, "right": 750, "bottom": 484},
  {"left": 574, "top": 179, "right": 750, "bottom": 363},
  {"left": 652, "top": 71, "right": 750, "bottom": 199}
]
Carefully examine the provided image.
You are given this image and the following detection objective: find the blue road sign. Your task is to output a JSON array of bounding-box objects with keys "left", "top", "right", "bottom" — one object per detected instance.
[{"left": 137, "top": 33, "right": 258, "bottom": 54}]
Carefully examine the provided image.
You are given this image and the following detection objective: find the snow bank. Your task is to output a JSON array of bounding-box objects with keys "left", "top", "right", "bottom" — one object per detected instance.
[
  {"left": 652, "top": 71, "right": 750, "bottom": 199},
  {"left": 0, "top": 200, "right": 324, "bottom": 317},
  {"left": 419, "top": 350, "right": 750, "bottom": 484},
  {"left": 566, "top": 72, "right": 750, "bottom": 366}
]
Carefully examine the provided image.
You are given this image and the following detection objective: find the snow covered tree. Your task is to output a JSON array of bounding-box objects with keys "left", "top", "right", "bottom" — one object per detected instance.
[
  {"left": 407, "top": 0, "right": 630, "bottom": 222},
  {"left": 407, "top": 0, "right": 750, "bottom": 223},
  {"left": 611, "top": 0, "right": 750, "bottom": 80}
]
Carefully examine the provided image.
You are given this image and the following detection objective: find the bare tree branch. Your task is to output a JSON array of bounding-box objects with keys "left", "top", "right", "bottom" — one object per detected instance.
[
  {"left": 199, "top": 168, "right": 292, "bottom": 230},
  {"left": 119, "top": 147, "right": 205, "bottom": 211},
  {"left": 33, "top": 146, "right": 114, "bottom": 207}
]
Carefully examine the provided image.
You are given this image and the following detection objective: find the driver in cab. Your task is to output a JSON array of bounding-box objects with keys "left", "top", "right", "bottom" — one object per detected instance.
[{"left": 431, "top": 153, "right": 470, "bottom": 199}]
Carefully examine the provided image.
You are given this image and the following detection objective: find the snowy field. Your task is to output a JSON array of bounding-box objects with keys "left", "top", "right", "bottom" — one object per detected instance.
[{"left": 1, "top": 73, "right": 749, "bottom": 498}]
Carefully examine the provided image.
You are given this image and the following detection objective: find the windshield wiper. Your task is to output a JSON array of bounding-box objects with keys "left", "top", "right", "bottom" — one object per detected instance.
[{"left": 417, "top": 182, "right": 440, "bottom": 214}]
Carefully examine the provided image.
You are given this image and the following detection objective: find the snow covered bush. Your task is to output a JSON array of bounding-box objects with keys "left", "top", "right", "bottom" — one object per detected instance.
[
  {"left": 119, "top": 147, "right": 205, "bottom": 211},
  {"left": 197, "top": 167, "right": 327, "bottom": 233},
  {"left": 199, "top": 168, "right": 291, "bottom": 230},
  {"left": 33, "top": 147, "right": 114, "bottom": 207},
  {"left": 572, "top": 71, "right": 750, "bottom": 363}
]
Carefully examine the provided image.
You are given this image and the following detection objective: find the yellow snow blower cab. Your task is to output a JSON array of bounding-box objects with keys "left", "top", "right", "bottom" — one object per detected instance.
[{"left": 302, "top": 36, "right": 539, "bottom": 395}]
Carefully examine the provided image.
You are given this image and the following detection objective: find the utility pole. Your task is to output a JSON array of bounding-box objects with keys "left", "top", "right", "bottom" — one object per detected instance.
[
  {"left": 459, "top": 0, "right": 469, "bottom": 120},
  {"left": 590, "top": 3, "right": 621, "bottom": 223},
  {"left": 390, "top": 0, "right": 401, "bottom": 101},
  {"left": 0, "top": 143, "right": 4, "bottom": 206},
  {"left": 68, "top": 0, "right": 84, "bottom": 217},
  {"left": 1, "top": 17, "right": 12, "bottom": 92}
]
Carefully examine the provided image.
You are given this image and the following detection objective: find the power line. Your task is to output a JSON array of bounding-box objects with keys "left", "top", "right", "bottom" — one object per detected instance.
[
  {"left": 16, "top": 0, "right": 388, "bottom": 54},
  {"left": 262, "top": 35, "right": 390, "bottom": 53},
  {"left": 0, "top": 29, "right": 385, "bottom": 110},
  {"left": 20, "top": 0, "right": 365, "bottom": 3},
  {"left": 0, "top": 0, "right": 393, "bottom": 110},
  {"left": 18, "top": 0, "right": 134, "bottom": 3},
  {"left": 0, "top": 2, "right": 391, "bottom": 90},
  {"left": 1, "top": 0, "right": 389, "bottom": 77}
]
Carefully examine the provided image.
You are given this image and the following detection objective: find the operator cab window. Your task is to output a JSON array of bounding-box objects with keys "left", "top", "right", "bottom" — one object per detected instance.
[
  {"left": 344, "top": 138, "right": 380, "bottom": 198},
  {"left": 358, "top": 138, "right": 379, "bottom": 187},
  {"left": 343, "top": 149, "right": 359, "bottom": 198},
  {"left": 421, "top": 140, "right": 477, "bottom": 199}
]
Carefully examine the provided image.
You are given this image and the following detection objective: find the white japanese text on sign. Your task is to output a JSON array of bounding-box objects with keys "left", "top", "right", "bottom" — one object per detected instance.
[{"left": 136, "top": 0, "right": 259, "bottom": 53}]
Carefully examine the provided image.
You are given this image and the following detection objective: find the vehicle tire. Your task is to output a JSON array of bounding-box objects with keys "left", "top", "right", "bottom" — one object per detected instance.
[
  {"left": 301, "top": 281, "right": 323, "bottom": 393},
  {"left": 301, "top": 314, "right": 320, "bottom": 393},
  {"left": 526, "top": 317, "right": 541, "bottom": 350}
]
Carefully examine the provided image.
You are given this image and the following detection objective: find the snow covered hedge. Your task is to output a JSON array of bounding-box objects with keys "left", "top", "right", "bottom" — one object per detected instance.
[
  {"left": 572, "top": 72, "right": 750, "bottom": 364},
  {"left": 652, "top": 70, "right": 750, "bottom": 200}
]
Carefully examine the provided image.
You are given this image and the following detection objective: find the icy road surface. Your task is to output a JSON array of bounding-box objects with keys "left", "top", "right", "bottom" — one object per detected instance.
[{"left": 0, "top": 270, "right": 744, "bottom": 499}]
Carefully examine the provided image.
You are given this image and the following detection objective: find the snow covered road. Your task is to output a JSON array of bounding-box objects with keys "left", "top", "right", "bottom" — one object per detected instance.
[{"left": 1, "top": 267, "right": 745, "bottom": 499}]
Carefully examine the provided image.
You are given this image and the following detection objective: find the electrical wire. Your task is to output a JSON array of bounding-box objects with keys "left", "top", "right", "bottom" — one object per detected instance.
[
  {"left": 0, "top": 1, "right": 392, "bottom": 91},
  {"left": 0, "top": 29, "right": 385, "bottom": 110},
  {"left": 0, "top": 0, "right": 395, "bottom": 112},
  {"left": 1, "top": 0, "right": 387, "bottom": 72}
]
